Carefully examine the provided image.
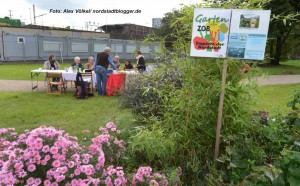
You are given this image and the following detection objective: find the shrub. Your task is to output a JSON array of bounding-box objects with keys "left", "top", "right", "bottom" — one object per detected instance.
[
  {"left": 0, "top": 122, "right": 178, "bottom": 185},
  {"left": 119, "top": 66, "right": 182, "bottom": 119}
]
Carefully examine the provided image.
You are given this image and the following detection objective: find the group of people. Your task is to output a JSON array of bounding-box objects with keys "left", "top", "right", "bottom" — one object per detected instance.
[
  {"left": 93, "top": 47, "right": 146, "bottom": 95},
  {"left": 44, "top": 47, "right": 146, "bottom": 95}
]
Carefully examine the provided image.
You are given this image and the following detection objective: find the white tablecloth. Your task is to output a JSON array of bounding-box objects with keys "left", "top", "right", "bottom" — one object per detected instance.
[
  {"left": 31, "top": 69, "right": 97, "bottom": 87},
  {"left": 62, "top": 72, "right": 97, "bottom": 87}
]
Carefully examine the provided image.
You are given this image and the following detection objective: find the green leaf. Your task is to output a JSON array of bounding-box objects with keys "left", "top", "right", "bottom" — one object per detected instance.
[
  {"left": 288, "top": 167, "right": 300, "bottom": 178},
  {"left": 272, "top": 174, "right": 285, "bottom": 186},
  {"left": 287, "top": 175, "right": 300, "bottom": 186},
  {"left": 283, "top": 19, "right": 286, "bottom": 26}
]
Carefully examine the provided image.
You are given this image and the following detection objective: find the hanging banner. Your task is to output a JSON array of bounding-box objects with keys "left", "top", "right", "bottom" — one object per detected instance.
[
  {"left": 228, "top": 10, "right": 271, "bottom": 60},
  {"left": 190, "top": 8, "right": 232, "bottom": 58}
]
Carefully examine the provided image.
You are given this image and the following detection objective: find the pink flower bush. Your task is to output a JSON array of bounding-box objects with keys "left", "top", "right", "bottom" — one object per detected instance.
[
  {"left": 132, "top": 167, "right": 169, "bottom": 186},
  {"left": 0, "top": 122, "right": 178, "bottom": 185}
]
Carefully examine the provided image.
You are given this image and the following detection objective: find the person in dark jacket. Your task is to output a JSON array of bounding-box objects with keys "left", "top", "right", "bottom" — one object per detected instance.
[
  {"left": 136, "top": 51, "right": 146, "bottom": 72},
  {"left": 124, "top": 60, "right": 134, "bottom": 70},
  {"left": 94, "top": 47, "right": 118, "bottom": 95}
]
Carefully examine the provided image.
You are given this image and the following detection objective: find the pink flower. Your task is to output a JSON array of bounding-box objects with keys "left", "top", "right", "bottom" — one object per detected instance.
[
  {"left": 35, "top": 142, "right": 43, "bottom": 150},
  {"left": 52, "top": 160, "right": 60, "bottom": 168},
  {"left": 117, "top": 170, "right": 124, "bottom": 177},
  {"left": 74, "top": 168, "right": 81, "bottom": 176},
  {"left": 27, "top": 164, "right": 36, "bottom": 172},
  {"left": 41, "top": 160, "right": 47, "bottom": 165},
  {"left": 85, "top": 168, "right": 93, "bottom": 176},
  {"left": 98, "top": 155, "right": 105, "bottom": 165},
  {"left": 71, "top": 179, "right": 79, "bottom": 185},
  {"left": 44, "top": 154, "right": 51, "bottom": 161},
  {"left": 44, "top": 179, "right": 51, "bottom": 186},
  {"left": 35, "top": 178, "right": 42, "bottom": 185},
  {"left": 51, "top": 182, "right": 58, "bottom": 186},
  {"left": 56, "top": 175, "right": 65, "bottom": 182},
  {"left": 149, "top": 180, "right": 159, "bottom": 186},
  {"left": 27, "top": 177, "right": 35, "bottom": 185},
  {"left": 105, "top": 177, "right": 112, "bottom": 185},
  {"left": 68, "top": 161, "right": 75, "bottom": 168},
  {"left": 163, "top": 179, "right": 169, "bottom": 186},
  {"left": 117, "top": 130, "right": 121, "bottom": 134},
  {"left": 42, "top": 145, "right": 50, "bottom": 153},
  {"left": 114, "top": 178, "right": 122, "bottom": 186},
  {"left": 111, "top": 127, "right": 116, "bottom": 132},
  {"left": 14, "top": 162, "right": 23, "bottom": 170},
  {"left": 82, "top": 158, "right": 89, "bottom": 164},
  {"left": 17, "top": 170, "right": 27, "bottom": 178},
  {"left": 106, "top": 122, "right": 114, "bottom": 128},
  {"left": 50, "top": 146, "right": 58, "bottom": 154}
]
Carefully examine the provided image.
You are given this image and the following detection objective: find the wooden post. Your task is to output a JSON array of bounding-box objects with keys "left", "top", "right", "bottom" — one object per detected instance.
[{"left": 214, "top": 59, "right": 228, "bottom": 162}]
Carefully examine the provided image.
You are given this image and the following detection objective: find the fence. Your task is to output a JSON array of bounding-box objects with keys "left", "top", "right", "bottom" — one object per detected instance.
[{"left": 0, "top": 31, "right": 160, "bottom": 62}]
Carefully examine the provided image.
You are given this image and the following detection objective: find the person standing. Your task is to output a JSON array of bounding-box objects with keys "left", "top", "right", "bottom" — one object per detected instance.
[
  {"left": 44, "top": 55, "right": 60, "bottom": 89},
  {"left": 94, "top": 47, "right": 118, "bottom": 95},
  {"left": 136, "top": 51, "right": 146, "bottom": 72}
]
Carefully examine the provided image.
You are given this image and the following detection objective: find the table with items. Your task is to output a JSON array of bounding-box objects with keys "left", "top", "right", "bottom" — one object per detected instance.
[{"left": 30, "top": 69, "right": 96, "bottom": 92}]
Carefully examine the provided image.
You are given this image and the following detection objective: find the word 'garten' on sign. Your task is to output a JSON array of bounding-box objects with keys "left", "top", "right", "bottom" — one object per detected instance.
[
  {"left": 190, "top": 9, "right": 232, "bottom": 58},
  {"left": 190, "top": 8, "right": 271, "bottom": 60}
]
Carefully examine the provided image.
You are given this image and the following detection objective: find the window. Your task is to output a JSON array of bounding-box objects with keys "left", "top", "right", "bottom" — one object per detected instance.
[
  {"left": 126, "top": 45, "right": 136, "bottom": 53},
  {"left": 71, "top": 42, "right": 88, "bottom": 52},
  {"left": 140, "top": 45, "right": 150, "bottom": 53},
  {"left": 17, "top": 37, "right": 25, "bottom": 44},
  {"left": 43, "top": 41, "right": 62, "bottom": 52},
  {"left": 111, "top": 44, "right": 123, "bottom": 53},
  {"left": 94, "top": 43, "right": 107, "bottom": 53}
]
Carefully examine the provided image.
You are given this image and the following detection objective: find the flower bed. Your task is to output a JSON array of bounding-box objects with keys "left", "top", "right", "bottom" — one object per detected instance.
[{"left": 0, "top": 122, "right": 176, "bottom": 186}]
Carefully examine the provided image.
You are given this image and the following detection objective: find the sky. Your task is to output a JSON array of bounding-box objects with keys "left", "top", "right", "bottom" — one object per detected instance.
[{"left": 0, "top": 0, "right": 203, "bottom": 30}]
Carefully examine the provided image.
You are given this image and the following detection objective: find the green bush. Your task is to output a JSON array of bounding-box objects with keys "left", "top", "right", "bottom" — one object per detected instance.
[
  {"left": 119, "top": 66, "right": 182, "bottom": 119},
  {"left": 124, "top": 2, "right": 300, "bottom": 185}
]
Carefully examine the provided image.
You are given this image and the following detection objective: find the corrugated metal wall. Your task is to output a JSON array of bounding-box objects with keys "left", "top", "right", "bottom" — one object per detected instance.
[{"left": 0, "top": 31, "right": 160, "bottom": 62}]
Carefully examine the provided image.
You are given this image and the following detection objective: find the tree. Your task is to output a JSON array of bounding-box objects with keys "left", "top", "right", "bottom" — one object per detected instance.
[{"left": 265, "top": 0, "right": 300, "bottom": 65}]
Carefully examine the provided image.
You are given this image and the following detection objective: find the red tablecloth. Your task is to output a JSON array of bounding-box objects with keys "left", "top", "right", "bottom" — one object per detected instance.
[{"left": 106, "top": 73, "right": 125, "bottom": 96}]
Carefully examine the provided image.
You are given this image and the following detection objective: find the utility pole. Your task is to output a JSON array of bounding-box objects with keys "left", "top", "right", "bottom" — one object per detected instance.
[
  {"left": 29, "top": 8, "right": 32, "bottom": 24},
  {"left": 9, "top": 10, "right": 12, "bottom": 18},
  {"left": 33, "top": 5, "right": 36, "bottom": 25}
]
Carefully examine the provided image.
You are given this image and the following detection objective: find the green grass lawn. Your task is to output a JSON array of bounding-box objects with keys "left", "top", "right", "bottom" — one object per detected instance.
[
  {"left": 0, "top": 63, "right": 74, "bottom": 80},
  {"left": 258, "top": 60, "right": 300, "bottom": 75},
  {"left": 254, "top": 83, "right": 300, "bottom": 115},
  {"left": 0, "top": 92, "right": 135, "bottom": 139}
]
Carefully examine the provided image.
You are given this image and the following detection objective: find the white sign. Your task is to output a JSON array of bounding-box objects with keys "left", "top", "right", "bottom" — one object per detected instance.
[
  {"left": 190, "top": 9, "right": 232, "bottom": 58},
  {"left": 228, "top": 10, "right": 271, "bottom": 60}
]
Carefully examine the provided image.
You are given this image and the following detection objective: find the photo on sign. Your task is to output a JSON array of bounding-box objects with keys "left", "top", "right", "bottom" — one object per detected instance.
[
  {"left": 227, "top": 47, "right": 245, "bottom": 58},
  {"left": 239, "top": 14, "right": 260, "bottom": 29}
]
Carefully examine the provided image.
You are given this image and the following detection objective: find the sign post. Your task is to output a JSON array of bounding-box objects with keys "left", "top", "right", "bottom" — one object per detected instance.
[{"left": 214, "top": 59, "right": 227, "bottom": 162}]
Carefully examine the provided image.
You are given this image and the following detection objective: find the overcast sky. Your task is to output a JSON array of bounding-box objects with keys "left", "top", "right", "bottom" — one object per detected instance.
[{"left": 0, "top": 0, "right": 202, "bottom": 30}]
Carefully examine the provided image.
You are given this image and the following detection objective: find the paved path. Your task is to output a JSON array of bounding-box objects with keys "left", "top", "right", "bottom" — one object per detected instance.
[
  {"left": 256, "top": 75, "right": 300, "bottom": 85},
  {"left": 0, "top": 80, "right": 73, "bottom": 92},
  {"left": 0, "top": 75, "right": 300, "bottom": 92}
]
